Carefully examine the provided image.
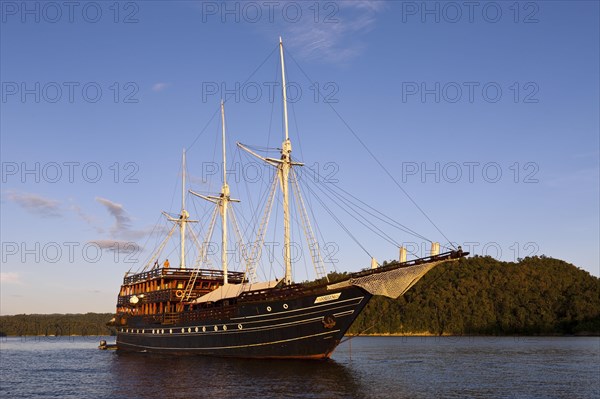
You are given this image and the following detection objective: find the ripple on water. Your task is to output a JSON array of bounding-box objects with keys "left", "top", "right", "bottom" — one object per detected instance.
[{"left": 1, "top": 336, "right": 598, "bottom": 399}]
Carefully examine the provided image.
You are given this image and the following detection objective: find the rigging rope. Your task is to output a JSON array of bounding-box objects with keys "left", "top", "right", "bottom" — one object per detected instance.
[
  {"left": 140, "top": 223, "right": 177, "bottom": 272},
  {"left": 302, "top": 179, "right": 373, "bottom": 259},
  {"left": 291, "top": 169, "right": 328, "bottom": 280},
  {"left": 187, "top": 44, "right": 279, "bottom": 152},
  {"left": 307, "top": 164, "right": 433, "bottom": 243},
  {"left": 286, "top": 51, "right": 457, "bottom": 250},
  {"left": 298, "top": 171, "right": 401, "bottom": 248}
]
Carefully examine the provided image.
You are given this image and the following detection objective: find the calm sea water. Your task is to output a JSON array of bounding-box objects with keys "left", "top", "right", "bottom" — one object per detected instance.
[{"left": 0, "top": 336, "right": 598, "bottom": 398}]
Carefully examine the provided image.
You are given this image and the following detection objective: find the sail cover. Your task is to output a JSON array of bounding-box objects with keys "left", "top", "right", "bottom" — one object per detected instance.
[
  {"left": 193, "top": 280, "right": 279, "bottom": 304},
  {"left": 328, "top": 261, "right": 444, "bottom": 299}
]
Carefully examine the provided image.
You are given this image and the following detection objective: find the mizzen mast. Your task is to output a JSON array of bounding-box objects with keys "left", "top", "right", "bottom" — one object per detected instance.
[{"left": 161, "top": 149, "right": 197, "bottom": 270}]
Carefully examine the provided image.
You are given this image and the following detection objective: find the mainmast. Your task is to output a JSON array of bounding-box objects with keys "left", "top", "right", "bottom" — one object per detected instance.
[
  {"left": 237, "top": 38, "right": 301, "bottom": 285},
  {"left": 190, "top": 100, "right": 239, "bottom": 284},
  {"left": 279, "top": 37, "right": 293, "bottom": 285},
  {"left": 180, "top": 149, "right": 189, "bottom": 269}
]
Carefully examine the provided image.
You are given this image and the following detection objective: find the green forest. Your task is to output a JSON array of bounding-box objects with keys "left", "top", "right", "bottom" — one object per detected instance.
[
  {"left": 1, "top": 256, "right": 598, "bottom": 336},
  {"left": 0, "top": 312, "right": 114, "bottom": 337},
  {"left": 348, "top": 256, "right": 599, "bottom": 335}
]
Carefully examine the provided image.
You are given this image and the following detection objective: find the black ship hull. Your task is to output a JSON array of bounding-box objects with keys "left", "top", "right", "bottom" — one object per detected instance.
[{"left": 116, "top": 285, "right": 371, "bottom": 359}]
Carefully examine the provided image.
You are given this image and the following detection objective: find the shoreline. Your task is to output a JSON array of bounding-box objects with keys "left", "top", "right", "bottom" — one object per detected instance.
[
  {"left": 2, "top": 333, "right": 598, "bottom": 338},
  {"left": 347, "top": 332, "right": 600, "bottom": 337}
]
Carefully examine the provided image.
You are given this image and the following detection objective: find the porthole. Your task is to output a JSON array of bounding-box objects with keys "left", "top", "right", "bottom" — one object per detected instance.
[
  {"left": 169, "top": 329, "right": 173, "bottom": 334},
  {"left": 195, "top": 327, "right": 199, "bottom": 332},
  {"left": 238, "top": 324, "right": 243, "bottom": 330},
  {"left": 181, "top": 328, "right": 185, "bottom": 333},
  {"left": 267, "top": 306, "right": 272, "bottom": 312},
  {"left": 202, "top": 326, "right": 206, "bottom": 332},
  {"left": 283, "top": 303, "right": 289, "bottom": 309},
  {"left": 214, "top": 325, "right": 218, "bottom": 331},
  {"left": 223, "top": 325, "right": 228, "bottom": 331}
]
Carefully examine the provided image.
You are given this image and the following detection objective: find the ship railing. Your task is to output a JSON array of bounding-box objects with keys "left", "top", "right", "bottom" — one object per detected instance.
[
  {"left": 162, "top": 313, "right": 181, "bottom": 325},
  {"left": 123, "top": 268, "right": 245, "bottom": 284},
  {"left": 118, "top": 281, "right": 257, "bottom": 306},
  {"left": 117, "top": 288, "right": 208, "bottom": 305},
  {"left": 181, "top": 306, "right": 236, "bottom": 323},
  {"left": 238, "top": 283, "right": 322, "bottom": 303}
]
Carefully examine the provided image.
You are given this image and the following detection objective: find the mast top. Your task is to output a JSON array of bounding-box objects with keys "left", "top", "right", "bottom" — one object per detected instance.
[
  {"left": 279, "top": 37, "right": 290, "bottom": 142},
  {"left": 181, "top": 148, "right": 187, "bottom": 212},
  {"left": 220, "top": 99, "right": 228, "bottom": 191}
]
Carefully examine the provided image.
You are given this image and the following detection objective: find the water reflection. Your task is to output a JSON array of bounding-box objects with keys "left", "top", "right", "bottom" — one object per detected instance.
[
  {"left": 2, "top": 337, "right": 598, "bottom": 399},
  {"left": 110, "top": 352, "right": 366, "bottom": 399}
]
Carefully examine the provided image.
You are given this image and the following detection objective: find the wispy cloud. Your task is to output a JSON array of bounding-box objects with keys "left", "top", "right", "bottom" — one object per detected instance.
[
  {"left": 152, "top": 82, "right": 170, "bottom": 92},
  {"left": 281, "top": 1, "right": 386, "bottom": 63},
  {"left": 0, "top": 272, "right": 22, "bottom": 285},
  {"left": 93, "top": 197, "right": 159, "bottom": 248},
  {"left": 5, "top": 190, "right": 62, "bottom": 217},
  {"left": 95, "top": 197, "right": 132, "bottom": 235}
]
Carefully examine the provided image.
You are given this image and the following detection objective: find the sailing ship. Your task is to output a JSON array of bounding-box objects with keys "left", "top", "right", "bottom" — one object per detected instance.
[{"left": 111, "top": 39, "right": 468, "bottom": 358}]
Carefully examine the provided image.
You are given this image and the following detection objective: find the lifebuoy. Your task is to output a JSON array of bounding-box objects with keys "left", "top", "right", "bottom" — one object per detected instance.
[
  {"left": 322, "top": 315, "right": 336, "bottom": 329},
  {"left": 175, "top": 290, "right": 184, "bottom": 298}
]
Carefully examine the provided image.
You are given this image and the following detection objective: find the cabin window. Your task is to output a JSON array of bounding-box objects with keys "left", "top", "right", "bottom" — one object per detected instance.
[{"left": 177, "top": 282, "right": 184, "bottom": 289}]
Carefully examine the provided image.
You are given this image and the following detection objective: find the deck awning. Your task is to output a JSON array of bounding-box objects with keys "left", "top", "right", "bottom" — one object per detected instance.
[{"left": 193, "top": 280, "right": 279, "bottom": 304}]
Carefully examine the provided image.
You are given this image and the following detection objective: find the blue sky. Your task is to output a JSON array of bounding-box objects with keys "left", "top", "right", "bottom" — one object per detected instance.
[{"left": 1, "top": 1, "right": 598, "bottom": 314}]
